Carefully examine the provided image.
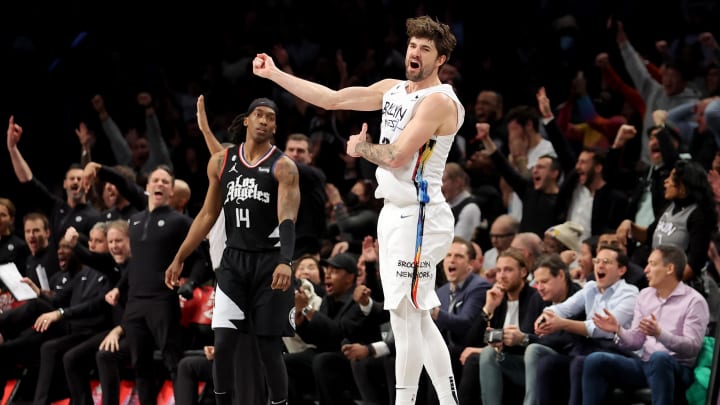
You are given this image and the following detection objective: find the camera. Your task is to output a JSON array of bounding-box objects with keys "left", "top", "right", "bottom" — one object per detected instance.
[{"left": 484, "top": 329, "right": 504, "bottom": 344}]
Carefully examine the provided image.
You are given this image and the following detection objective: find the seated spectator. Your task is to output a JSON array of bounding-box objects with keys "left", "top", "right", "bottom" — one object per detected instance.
[
  {"left": 582, "top": 245, "right": 710, "bottom": 404},
  {"left": 510, "top": 232, "right": 544, "bottom": 272},
  {"left": 433, "top": 236, "right": 491, "bottom": 395},
  {"left": 544, "top": 221, "right": 585, "bottom": 256},
  {"left": 175, "top": 346, "right": 216, "bottom": 405},
  {"left": 22, "top": 213, "right": 61, "bottom": 297},
  {"left": 286, "top": 253, "right": 378, "bottom": 404},
  {"left": 483, "top": 214, "right": 519, "bottom": 272},
  {"left": 529, "top": 245, "right": 639, "bottom": 405},
  {"left": 0, "top": 238, "right": 87, "bottom": 402},
  {"left": 0, "top": 197, "right": 29, "bottom": 274},
  {"left": 29, "top": 226, "right": 113, "bottom": 404},
  {"left": 572, "top": 236, "right": 597, "bottom": 286},
  {"left": 478, "top": 253, "right": 577, "bottom": 405},
  {"left": 62, "top": 219, "right": 131, "bottom": 405},
  {"left": 342, "top": 236, "right": 393, "bottom": 405},
  {"left": 594, "top": 231, "right": 648, "bottom": 290},
  {"left": 459, "top": 248, "right": 541, "bottom": 404}
]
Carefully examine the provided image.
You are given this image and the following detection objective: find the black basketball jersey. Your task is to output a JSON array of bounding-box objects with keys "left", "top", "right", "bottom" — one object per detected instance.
[{"left": 220, "top": 143, "right": 283, "bottom": 251}]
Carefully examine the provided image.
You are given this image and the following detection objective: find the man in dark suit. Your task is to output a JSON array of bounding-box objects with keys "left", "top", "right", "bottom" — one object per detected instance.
[
  {"left": 433, "top": 236, "right": 491, "bottom": 379},
  {"left": 286, "top": 253, "right": 382, "bottom": 405}
]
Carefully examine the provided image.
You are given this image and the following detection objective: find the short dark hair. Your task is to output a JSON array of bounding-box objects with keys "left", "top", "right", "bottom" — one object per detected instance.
[
  {"left": 406, "top": 16, "right": 457, "bottom": 65},
  {"left": 67, "top": 163, "right": 84, "bottom": 173},
  {"left": 113, "top": 165, "right": 138, "bottom": 186},
  {"left": 534, "top": 253, "right": 571, "bottom": 288},
  {"left": 151, "top": 164, "right": 175, "bottom": 186},
  {"left": 654, "top": 245, "right": 687, "bottom": 280},
  {"left": 287, "top": 133, "right": 311, "bottom": 147},
  {"left": 23, "top": 212, "right": 49, "bottom": 230},
  {"left": 293, "top": 253, "right": 325, "bottom": 281},
  {"left": 581, "top": 146, "right": 606, "bottom": 167},
  {"left": 597, "top": 244, "right": 629, "bottom": 269},
  {"left": 452, "top": 236, "right": 476, "bottom": 261},
  {"left": 538, "top": 154, "right": 561, "bottom": 172},
  {"left": 506, "top": 105, "right": 540, "bottom": 132}
]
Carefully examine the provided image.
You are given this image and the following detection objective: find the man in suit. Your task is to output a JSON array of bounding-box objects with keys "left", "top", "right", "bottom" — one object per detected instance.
[
  {"left": 286, "top": 253, "right": 382, "bottom": 405},
  {"left": 433, "top": 236, "right": 491, "bottom": 379}
]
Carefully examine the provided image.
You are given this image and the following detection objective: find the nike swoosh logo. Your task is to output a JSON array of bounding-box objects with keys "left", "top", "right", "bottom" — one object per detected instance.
[{"left": 400, "top": 214, "right": 413, "bottom": 219}]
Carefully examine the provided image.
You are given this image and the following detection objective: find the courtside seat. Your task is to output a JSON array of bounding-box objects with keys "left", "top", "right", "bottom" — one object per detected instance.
[{"left": 612, "top": 335, "right": 717, "bottom": 405}]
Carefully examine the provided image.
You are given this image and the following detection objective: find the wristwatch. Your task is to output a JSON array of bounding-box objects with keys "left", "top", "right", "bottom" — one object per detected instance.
[
  {"left": 521, "top": 333, "right": 530, "bottom": 347},
  {"left": 58, "top": 308, "right": 65, "bottom": 318},
  {"left": 301, "top": 305, "right": 313, "bottom": 317}
]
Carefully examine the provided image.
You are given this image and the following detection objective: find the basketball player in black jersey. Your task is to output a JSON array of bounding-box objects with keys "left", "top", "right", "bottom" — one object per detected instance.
[{"left": 165, "top": 97, "right": 300, "bottom": 405}]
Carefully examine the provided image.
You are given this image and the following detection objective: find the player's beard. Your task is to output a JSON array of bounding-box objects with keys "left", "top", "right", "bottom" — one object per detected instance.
[{"left": 406, "top": 64, "right": 431, "bottom": 82}]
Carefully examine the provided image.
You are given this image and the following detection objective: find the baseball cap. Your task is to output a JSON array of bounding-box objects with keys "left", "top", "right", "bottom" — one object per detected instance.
[{"left": 320, "top": 253, "right": 358, "bottom": 274}]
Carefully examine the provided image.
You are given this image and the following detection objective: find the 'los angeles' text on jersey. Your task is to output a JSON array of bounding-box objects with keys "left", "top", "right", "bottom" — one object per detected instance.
[{"left": 220, "top": 144, "right": 284, "bottom": 251}]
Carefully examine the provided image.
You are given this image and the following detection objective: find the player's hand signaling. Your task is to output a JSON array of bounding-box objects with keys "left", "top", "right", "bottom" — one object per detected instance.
[
  {"left": 271, "top": 263, "right": 292, "bottom": 291},
  {"left": 252, "top": 53, "right": 278, "bottom": 78},
  {"left": 7, "top": 115, "right": 23, "bottom": 150},
  {"left": 346, "top": 123, "right": 369, "bottom": 158}
]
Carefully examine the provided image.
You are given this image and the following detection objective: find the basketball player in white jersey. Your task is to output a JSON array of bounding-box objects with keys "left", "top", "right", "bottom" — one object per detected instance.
[{"left": 253, "top": 15, "right": 464, "bottom": 405}]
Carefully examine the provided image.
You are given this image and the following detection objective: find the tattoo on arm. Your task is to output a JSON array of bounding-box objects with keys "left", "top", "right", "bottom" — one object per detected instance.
[
  {"left": 275, "top": 158, "right": 300, "bottom": 221},
  {"left": 215, "top": 156, "right": 224, "bottom": 175},
  {"left": 356, "top": 143, "right": 398, "bottom": 167}
]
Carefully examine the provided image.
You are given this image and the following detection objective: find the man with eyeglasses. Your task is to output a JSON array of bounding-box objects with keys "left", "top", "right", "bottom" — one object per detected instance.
[
  {"left": 524, "top": 245, "right": 639, "bottom": 405},
  {"left": 483, "top": 214, "right": 520, "bottom": 273},
  {"left": 582, "top": 245, "right": 709, "bottom": 405},
  {"left": 591, "top": 232, "right": 648, "bottom": 290}
]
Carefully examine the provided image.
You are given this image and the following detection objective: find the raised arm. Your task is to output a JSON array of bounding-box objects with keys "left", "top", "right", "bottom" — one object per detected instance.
[
  {"left": 6, "top": 115, "right": 33, "bottom": 183},
  {"left": 75, "top": 122, "right": 93, "bottom": 166},
  {"left": 139, "top": 92, "right": 173, "bottom": 171},
  {"left": 92, "top": 95, "right": 132, "bottom": 166},
  {"left": 196, "top": 95, "right": 223, "bottom": 155},
  {"left": 164, "top": 150, "right": 224, "bottom": 288},
  {"left": 252, "top": 52, "right": 393, "bottom": 112},
  {"left": 596, "top": 53, "right": 647, "bottom": 119},
  {"left": 616, "top": 22, "right": 661, "bottom": 99}
]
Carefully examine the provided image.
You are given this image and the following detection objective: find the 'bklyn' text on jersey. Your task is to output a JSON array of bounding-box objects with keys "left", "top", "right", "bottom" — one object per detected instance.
[
  {"left": 225, "top": 176, "right": 270, "bottom": 205},
  {"left": 382, "top": 101, "right": 408, "bottom": 131}
]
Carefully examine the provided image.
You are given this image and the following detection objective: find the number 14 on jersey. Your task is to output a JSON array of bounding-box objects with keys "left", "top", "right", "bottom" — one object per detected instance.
[{"left": 235, "top": 208, "right": 251, "bottom": 228}]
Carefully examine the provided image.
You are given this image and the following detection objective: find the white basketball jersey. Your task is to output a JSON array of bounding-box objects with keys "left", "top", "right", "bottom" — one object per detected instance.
[{"left": 375, "top": 82, "right": 465, "bottom": 206}]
